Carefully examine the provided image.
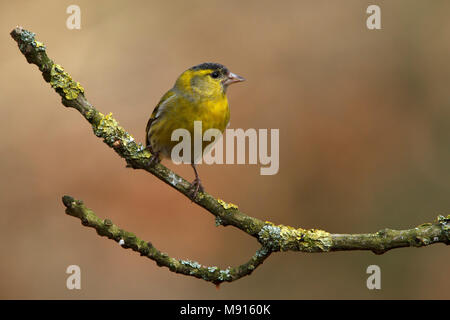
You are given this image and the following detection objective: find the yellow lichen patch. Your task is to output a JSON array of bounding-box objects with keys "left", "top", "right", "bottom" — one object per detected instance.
[
  {"left": 305, "top": 228, "right": 331, "bottom": 240},
  {"left": 35, "top": 41, "right": 45, "bottom": 48},
  {"left": 64, "top": 81, "right": 85, "bottom": 100},
  {"left": 85, "top": 109, "right": 96, "bottom": 120},
  {"left": 88, "top": 111, "right": 149, "bottom": 160},
  {"left": 218, "top": 199, "right": 238, "bottom": 210},
  {"left": 103, "top": 113, "right": 115, "bottom": 123},
  {"left": 258, "top": 221, "right": 332, "bottom": 252},
  {"left": 95, "top": 113, "right": 122, "bottom": 138},
  {"left": 301, "top": 228, "right": 332, "bottom": 252},
  {"left": 101, "top": 113, "right": 119, "bottom": 129},
  {"left": 279, "top": 225, "right": 305, "bottom": 241},
  {"left": 50, "top": 64, "right": 84, "bottom": 100}
]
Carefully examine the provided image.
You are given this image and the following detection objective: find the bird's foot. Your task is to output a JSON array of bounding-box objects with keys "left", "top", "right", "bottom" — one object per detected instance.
[
  {"left": 147, "top": 146, "right": 161, "bottom": 167},
  {"left": 189, "top": 178, "right": 204, "bottom": 201}
]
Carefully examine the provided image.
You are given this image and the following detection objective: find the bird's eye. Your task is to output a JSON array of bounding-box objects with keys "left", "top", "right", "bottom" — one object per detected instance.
[{"left": 210, "top": 71, "right": 220, "bottom": 78}]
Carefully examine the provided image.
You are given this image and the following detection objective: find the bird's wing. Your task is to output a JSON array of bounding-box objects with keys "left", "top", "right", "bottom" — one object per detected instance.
[{"left": 145, "top": 89, "right": 176, "bottom": 147}]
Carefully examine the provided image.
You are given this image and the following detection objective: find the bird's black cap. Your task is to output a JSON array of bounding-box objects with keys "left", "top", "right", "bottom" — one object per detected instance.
[{"left": 191, "top": 62, "right": 229, "bottom": 74}]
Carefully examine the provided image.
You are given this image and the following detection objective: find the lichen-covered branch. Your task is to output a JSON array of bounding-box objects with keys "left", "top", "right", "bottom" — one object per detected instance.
[
  {"left": 257, "top": 218, "right": 450, "bottom": 255},
  {"left": 11, "top": 26, "right": 449, "bottom": 285},
  {"left": 62, "top": 196, "right": 270, "bottom": 284}
]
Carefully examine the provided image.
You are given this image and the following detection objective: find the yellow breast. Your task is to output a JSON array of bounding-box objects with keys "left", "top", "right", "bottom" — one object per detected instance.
[{"left": 148, "top": 91, "right": 230, "bottom": 158}]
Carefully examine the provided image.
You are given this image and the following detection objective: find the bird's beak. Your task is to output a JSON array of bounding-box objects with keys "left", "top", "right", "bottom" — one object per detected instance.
[{"left": 223, "top": 72, "right": 245, "bottom": 86}]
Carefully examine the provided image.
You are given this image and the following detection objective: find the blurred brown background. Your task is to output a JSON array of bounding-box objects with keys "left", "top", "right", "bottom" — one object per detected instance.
[{"left": 1, "top": 0, "right": 449, "bottom": 299}]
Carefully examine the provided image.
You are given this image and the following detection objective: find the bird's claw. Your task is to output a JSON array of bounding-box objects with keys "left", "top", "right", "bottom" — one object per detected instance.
[
  {"left": 189, "top": 178, "right": 204, "bottom": 201},
  {"left": 149, "top": 153, "right": 160, "bottom": 166}
]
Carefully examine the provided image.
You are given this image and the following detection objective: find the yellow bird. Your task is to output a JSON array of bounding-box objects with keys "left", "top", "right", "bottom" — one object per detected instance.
[{"left": 146, "top": 63, "right": 245, "bottom": 198}]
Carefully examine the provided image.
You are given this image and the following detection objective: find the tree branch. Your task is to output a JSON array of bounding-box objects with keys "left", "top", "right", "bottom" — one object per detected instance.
[
  {"left": 11, "top": 26, "right": 449, "bottom": 285},
  {"left": 62, "top": 195, "right": 270, "bottom": 284}
]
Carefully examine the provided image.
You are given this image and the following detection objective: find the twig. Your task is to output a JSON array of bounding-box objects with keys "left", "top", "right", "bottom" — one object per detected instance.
[{"left": 62, "top": 196, "right": 270, "bottom": 284}]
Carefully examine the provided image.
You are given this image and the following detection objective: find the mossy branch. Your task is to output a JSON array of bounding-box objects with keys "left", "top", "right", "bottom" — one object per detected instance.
[
  {"left": 11, "top": 26, "right": 450, "bottom": 285},
  {"left": 62, "top": 195, "right": 270, "bottom": 284}
]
